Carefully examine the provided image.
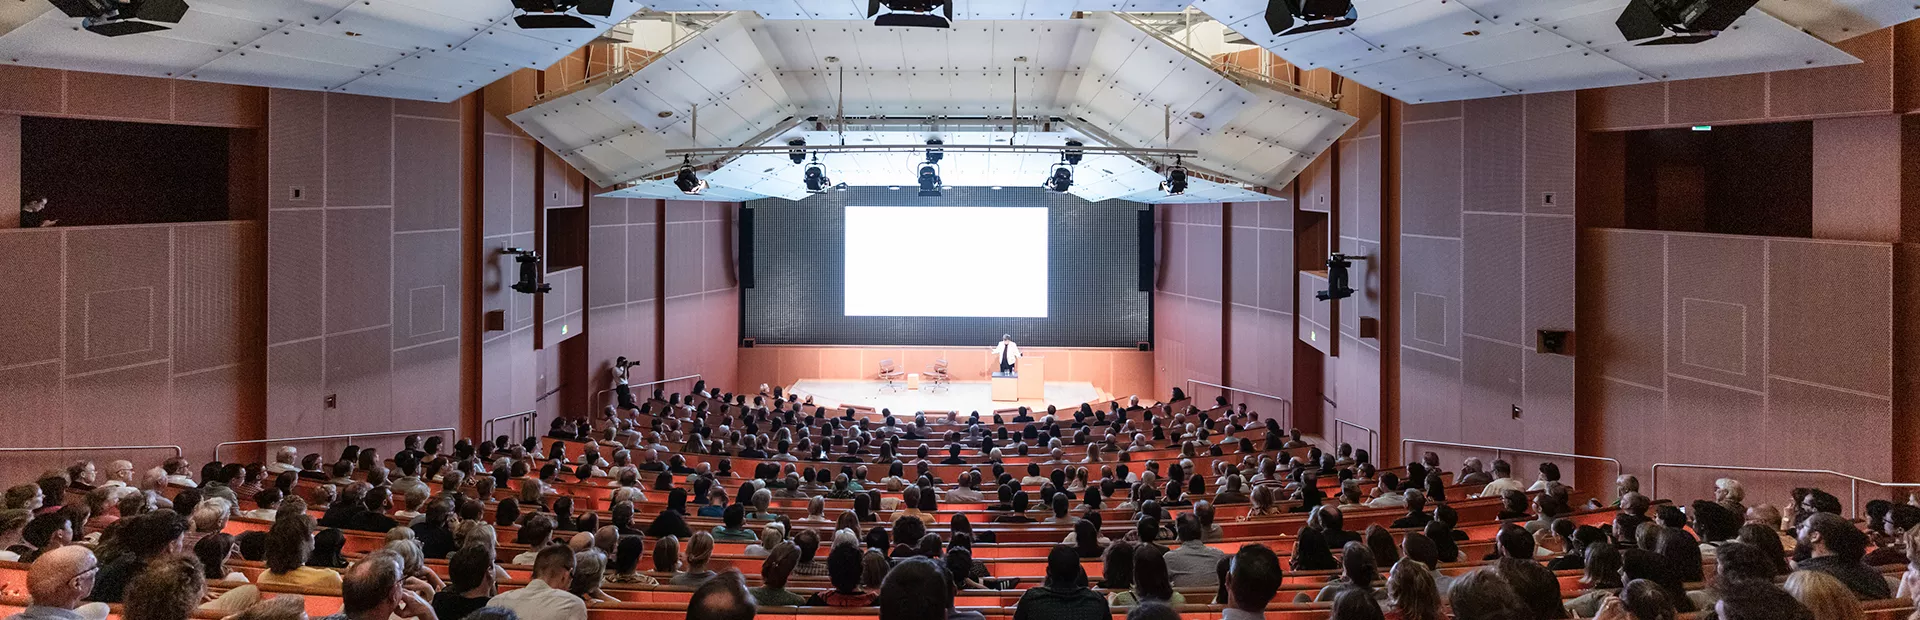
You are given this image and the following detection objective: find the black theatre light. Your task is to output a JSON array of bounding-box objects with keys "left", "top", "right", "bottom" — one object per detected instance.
[
  {"left": 803, "top": 158, "right": 832, "bottom": 194},
  {"left": 867, "top": 0, "right": 953, "bottom": 29},
  {"left": 674, "top": 157, "right": 708, "bottom": 195},
  {"left": 510, "top": 0, "right": 616, "bottom": 29},
  {"left": 1062, "top": 140, "right": 1084, "bottom": 165},
  {"left": 1161, "top": 159, "right": 1189, "bottom": 196},
  {"left": 917, "top": 162, "right": 942, "bottom": 197},
  {"left": 1615, "top": 0, "right": 1759, "bottom": 45},
  {"left": 925, "top": 138, "right": 944, "bottom": 164},
  {"left": 1044, "top": 163, "right": 1074, "bottom": 193},
  {"left": 787, "top": 138, "right": 808, "bottom": 164},
  {"left": 1264, "top": 0, "right": 1357, "bottom": 37},
  {"left": 47, "top": 0, "right": 189, "bottom": 36}
]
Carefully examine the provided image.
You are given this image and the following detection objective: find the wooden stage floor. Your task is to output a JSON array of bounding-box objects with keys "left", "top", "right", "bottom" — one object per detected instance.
[{"left": 788, "top": 379, "right": 1103, "bottom": 416}]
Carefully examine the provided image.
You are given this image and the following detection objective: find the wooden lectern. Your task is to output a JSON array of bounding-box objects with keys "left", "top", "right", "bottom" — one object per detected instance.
[{"left": 986, "top": 350, "right": 1043, "bottom": 402}]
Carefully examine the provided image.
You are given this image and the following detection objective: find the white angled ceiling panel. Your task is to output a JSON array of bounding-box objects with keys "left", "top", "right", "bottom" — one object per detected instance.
[
  {"left": 1198, "top": 0, "right": 1881, "bottom": 103},
  {"left": 0, "top": 0, "right": 638, "bottom": 101}
]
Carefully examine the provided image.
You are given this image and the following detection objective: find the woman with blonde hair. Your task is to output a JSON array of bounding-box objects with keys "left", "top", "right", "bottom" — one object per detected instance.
[
  {"left": 669, "top": 531, "right": 717, "bottom": 585},
  {"left": 1240, "top": 485, "right": 1279, "bottom": 521},
  {"left": 1784, "top": 571, "right": 1863, "bottom": 620},
  {"left": 451, "top": 520, "right": 513, "bottom": 583},
  {"left": 1386, "top": 559, "right": 1444, "bottom": 620}
]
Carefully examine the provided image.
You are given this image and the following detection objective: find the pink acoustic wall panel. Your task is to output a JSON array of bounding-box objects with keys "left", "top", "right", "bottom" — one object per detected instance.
[
  {"left": 390, "top": 339, "right": 460, "bottom": 432},
  {"left": 1763, "top": 377, "right": 1892, "bottom": 480},
  {"left": 587, "top": 225, "right": 628, "bottom": 307},
  {"left": 1399, "top": 236, "right": 1461, "bottom": 359},
  {"left": 322, "top": 326, "right": 394, "bottom": 435},
  {"left": 1769, "top": 30, "right": 1895, "bottom": 119},
  {"left": 393, "top": 117, "right": 462, "bottom": 233},
  {"left": 392, "top": 230, "right": 459, "bottom": 348},
  {"left": 1461, "top": 214, "right": 1523, "bottom": 344},
  {"left": 1400, "top": 119, "right": 1463, "bottom": 238},
  {"left": 1186, "top": 210, "right": 1223, "bottom": 303},
  {"left": 1591, "top": 230, "right": 1666, "bottom": 388},
  {"left": 62, "top": 361, "right": 170, "bottom": 449},
  {"left": 65, "top": 72, "right": 171, "bottom": 123},
  {"left": 1524, "top": 93, "right": 1576, "bottom": 217},
  {"left": 1460, "top": 336, "right": 1524, "bottom": 449},
  {"left": 1665, "top": 74, "right": 1767, "bottom": 125},
  {"left": 1162, "top": 219, "right": 1188, "bottom": 296},
  {"left": 1463, "top": 96, "right": 1524, "bottom": 213},
  {"left": 1, "top": 115, "right": 18, "bottom": 229},
  {"left": 1664, "top": 234, "right": 1765, "bottom": 393},
  {"left": 0, "top": 362, "right": 63, "bottom": 450},
  {"left": 1524, "top": 217, "right": 1576, "bottom": 334},
  {"left": 170, "top": 363, "right": 255, "bottom": 463},
  {"left": 1350, "top": 137, "right": 1383, "bottom": 243},
  {"left": 1766, "top": 240, "right": 1892, "bottom": 397},
  {"left": 0, "top": 230, "right": 62, "bottom": 366},
  {"left": 663, "top": 222, "right": 703, "bottom": 297},
  {"left": 324, "top": 208, "right": 394, "bottom": 333},
  {"left": 0, "top": 66, "right": 64, "bottom": 114},
  {"left": 510, "top": 139, "right": 538, "bottom": 235},
  {"left": 1256, "top": 228, "right": 1293, "bottom": 313},
  {"left": 325, "top": 94, "right": 395, "bottom": 208},
  {"left": 705, "top": 218, "right": 732, "bottom": 292},
  {"left": 174, "top": 223, "right": 262, "bottom": 373},
  {"left": 1810, "top": 117, "right": 1901, "bottom": 243},
  {"left": 1520, "top": 352, "right": 1576, "bottom": 454},
  {"left": 482, "top": 134, "right": 518, "bottom": 239},
  {"left": 628, "top": 222, "right": 658, "bottom": 303},
  {"left": 589, "top": 194, "right": 628, "bottom": 227},
  {"left": 1399, "top": 347, "right": 1461, "bottom": 444},
  {"left": 64, "top": 226, "right": 171, "bottom": 375},
  {"left": 1401, "top": 101, "right": 1462, "bottom": 124},
  {"left": 266, "top": 211, "right": 325, "bottom": 344},
  {"left": 1578, "top": 82, "right": 1668, "bottom": 131}
]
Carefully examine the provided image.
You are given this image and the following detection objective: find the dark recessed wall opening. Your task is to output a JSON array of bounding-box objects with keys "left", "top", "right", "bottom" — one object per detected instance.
[
  {"left": 545, "top": 206, "right": 586, "bottom": 272},
  {"left": 21, "top": 117, "right": 237, "bottom": 226},
  {"left": 1621, "top": 122, "right": 1813, "bottom": 238}
]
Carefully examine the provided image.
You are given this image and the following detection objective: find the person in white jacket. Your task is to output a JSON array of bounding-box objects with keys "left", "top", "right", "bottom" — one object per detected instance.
[{"left": 992, "top": 334, "right": 1022, "bottom": 374}]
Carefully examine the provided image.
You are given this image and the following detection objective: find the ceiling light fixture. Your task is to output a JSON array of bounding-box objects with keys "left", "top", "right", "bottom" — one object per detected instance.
[
  {"left": 1264, "top": 0, "right": 1358, "bottom": 37},
  {"left": 803, "top": 157, "right": 832, "bottom": 194},
  {"left": 1044, "top": 162, "right": 1074, "bottom": 193},
  {"left": 1161, "top": 157, "right": 1189, "bottom": 196},
  {"left": 48, "top": 0, "right": 189, "bottom": 36},
  {"left": 917, "top": 161, "right": 942, "bottom": 197},
  {"left": 1616, "top": 0, "right": 1759, "bottom": 45},
  {"left": 867, "top": 0, "right": 953, "bottom": 29},
  {"left": 674, "top": 157, "right": 707, "bottom": 195},
  {"left": 787, "top": 138, "right": 808, "bottom": 165},
  {"left": 509, "top": 0, "right": 615, "bottom": 29}
]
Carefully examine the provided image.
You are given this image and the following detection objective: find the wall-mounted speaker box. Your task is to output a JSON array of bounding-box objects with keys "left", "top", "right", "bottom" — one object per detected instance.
[
  {"left": 1536, "top": 329, "right": 1575, "bottom": 355},
  {"left": 738, "top": 207, "right": 755, "bottom": 289},
  {"left": 484, "top": 310, "right": 506, "bottom": 332},
  {"left": 1137, "top": 341, "right": 1153, "bottom": 352},
  {"left": 741, "top": 337, "right": 756, "bottom": 348},
  {"left": 1358, "top": 316, "right": 1380, "bottom": 339}
]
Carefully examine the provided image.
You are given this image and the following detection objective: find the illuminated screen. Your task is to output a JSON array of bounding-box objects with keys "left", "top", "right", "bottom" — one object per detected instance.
[{"left": 843, "top": 206, "right": 1048, "bottom": 317}]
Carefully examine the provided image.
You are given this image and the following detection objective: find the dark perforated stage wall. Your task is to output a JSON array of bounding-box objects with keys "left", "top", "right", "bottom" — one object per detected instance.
[{"left": 743, "top": 187, "right": 1150, "bottom": 347}]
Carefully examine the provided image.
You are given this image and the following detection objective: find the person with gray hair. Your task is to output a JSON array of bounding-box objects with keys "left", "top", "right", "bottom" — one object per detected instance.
[
  {"left": 333, "top": 549, "right": 437, "bottom": 620},
  {"left": 266, "top": 448, "right": 300, "bottom": 475},
  {"left": 14, "top": 545, "right": 111, "bottom": 620},
  {"left": 1459, "top": 457, "right": 1493, "bottom": 488}
]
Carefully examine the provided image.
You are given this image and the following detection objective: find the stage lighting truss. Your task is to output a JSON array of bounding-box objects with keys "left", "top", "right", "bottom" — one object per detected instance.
[
  {"left": 1160, "top": 157, "right": 1189, "bottom": 196},
  {"left": 510, "top": 0, "right": 617, "bottom": 29},
  {"left": 674, "top": 156, "right": 708, "bottom": 195},
  {"left": 868, "top": 0, "right": 953, "bottom": 29},
  {"left": 1265, "top": 0, "right": 1358, "bottom": 37}
]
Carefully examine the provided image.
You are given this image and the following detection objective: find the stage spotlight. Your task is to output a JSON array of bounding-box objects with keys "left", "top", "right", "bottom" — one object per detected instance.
[
  {"left": 1063, "top": 140, "right": 1084, "bottom": 165},
  {"left": 925, "top": 138, "right": 944, "bottom": 164},
  {"left": 1265, "top": 0, "right": 1358, "bottom": 37},
  {"left": 1160, "top": 159, "right": 1189, "bottom": 196},
  {"left": 787, "top": 138, "right": 808, "bottom": 165},
  {"left": 504, "top": 247, "right": 552, "bottom": 295},
  {"left": 1615, "top": 0, "right": 1759, "bottom": 45},
  {"left": 803, "top": 158, "right": 832, "bottom": 194},
  {"left": 867, "top": 0, "right": 953, "bottom": 29},
  {"left": 1315, "top": 253, "right": 1360, "bottom": 301},
  {"left": 47, "top": 0, "right": 189, "bottom": 36},
  {"left": 917, "top": 162, "right": 942, "bottom": 197},
  {"left": 509, "top": 0, "right": 616, "bottom": 29},
  {"left": 674, "top": 157, "right": 707, "bottom": 195},
  {"left": 1044, "top": 163, "right": 1074, "bottom": 193}
]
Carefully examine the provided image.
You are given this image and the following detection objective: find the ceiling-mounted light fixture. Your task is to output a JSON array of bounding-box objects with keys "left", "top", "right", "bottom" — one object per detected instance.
[
  {"left": 787, "top": 138, "right": 808, "bottom": 165},
  {"left": 1161, "top": 157, "right": 1189, "bottom": 196},
  {"left": 803, "top": 157, "right": 832, "bottom": 194},
  {"left": 1615, "top": 0, "right": 1759, "bottom": 45},
  {"left": 917, "top": 162, "right": 942, "bottom": 197},
  {"left": 674, "top": 156, "right": 707, "bottom": 195},
  {"left": 47, "top": 0, "right": 189, "bottom": 36},
  {"left": 925, "top": 138, "right": 944, "bottom": 163},
  {"left": 1265, "top": 0, "right": 1357, "bottom": 37},
  {"left": 1044, "top": 162, "right": 1074, "bottom": 193},
  {"left": 867, "top": 0, "right": 953, "bottom": 29},
  {"left": 1062, "top": 140, "right": 1084, "bottom": 166},
  {"left": 509, "top": 0, "right": 615, "bottom": 29}
]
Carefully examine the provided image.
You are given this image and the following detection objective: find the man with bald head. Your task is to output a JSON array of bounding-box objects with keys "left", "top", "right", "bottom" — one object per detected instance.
[
  {"left": 321, "top": 549, "right": 437, "bottom": 620},
  {"left": 688, "top": 568, "right": 757, "bottom": 620},
  {"left": 98, "top": 461, "right": 134, "bottom": 490},
  {"left": 10, "top": 545, "right": 110, "bottom": 620}
]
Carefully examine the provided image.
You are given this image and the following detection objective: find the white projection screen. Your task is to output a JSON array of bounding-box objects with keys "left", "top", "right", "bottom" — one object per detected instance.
[{"left": 844, "top": 206, "right": 1048, "bottom": 317}]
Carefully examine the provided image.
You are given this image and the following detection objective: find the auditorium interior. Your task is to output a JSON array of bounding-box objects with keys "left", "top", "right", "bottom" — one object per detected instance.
[{"left": 2, "top": 0, "right": 1920, "bottom": 618}]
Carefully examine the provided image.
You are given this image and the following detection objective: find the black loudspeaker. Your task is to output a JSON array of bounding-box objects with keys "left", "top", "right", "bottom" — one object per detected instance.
[
  {"left": 1137, "top": 341, "right": 1153, "bottom": 352},
  {"left": 1137, "top": 209, "right": 1154, "bottom": 291},
  {"left": 738, "top": 207, "right": 755, "bottom": 289},
  {"left": 1536, "top": 330, "right": 1575, "bottom": 355},
  {"left": 741, "top": 337, "right": 756, "bottom": 348}
]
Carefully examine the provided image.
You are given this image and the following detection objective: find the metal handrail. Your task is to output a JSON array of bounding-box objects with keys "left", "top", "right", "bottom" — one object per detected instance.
[
  {"left": 1651, "top": 463, "right": 1920, "bottom": 518},
  {"left": 1184, "top": 379, "right": 1294, "bottom": 430},
  {"left": 214, "top": 428, "right": 456, "bottom": 463},
  {"left": 1111, "top": 12, "right": 1338, "bottom": 109},
  {"left": 485, "top": 410, "right": 539, "bottom": 443},
  {"left": 0, "top": 445, "right": 183, "bottom": 460},
  {"left": 597, "top": 373, "right": 704, "bottom": 411},
  {"left": 1335, "top": 419, "right": 1377, "bottom": 458},
  {"left": 1403, "top": 438, "right": 1623, "bottom": 483}
]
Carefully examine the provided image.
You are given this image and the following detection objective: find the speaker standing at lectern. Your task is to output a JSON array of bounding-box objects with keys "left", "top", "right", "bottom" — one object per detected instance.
[{"left": 993, "top": 334, "right": 1021, "bottom": 375}]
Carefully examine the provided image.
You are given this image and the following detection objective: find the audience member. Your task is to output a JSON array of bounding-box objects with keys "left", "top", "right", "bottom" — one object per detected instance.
[
  {"left": 488, "top": 545, "right": 587, "bottom": 620},
  {"left": 1013, "top": 545, "right": 1107, "bottom": 620}
]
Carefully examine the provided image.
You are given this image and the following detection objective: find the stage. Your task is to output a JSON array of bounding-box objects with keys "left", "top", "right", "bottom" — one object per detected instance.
[{"left": 788, "top": 378, "right": 1103, "bottom": 416}]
